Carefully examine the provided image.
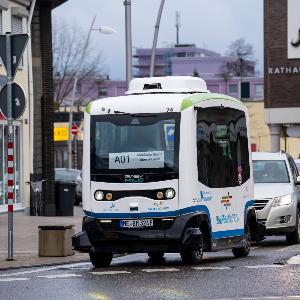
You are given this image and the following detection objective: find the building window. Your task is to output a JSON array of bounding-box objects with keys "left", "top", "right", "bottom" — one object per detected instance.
[
  {"left": 255, "top": 84, "right": 264, "bottom": 98},
  {"left": 75, "top": 82, "right": 81, "bottom": 96},
  {"left": 197, "top": 107, "right": 250, "bottom": 188},
  {"left": 228, "top": 84, "right": 238, "bottom": 94},
  {"left": 98, "top": 87, "right": 108, "bottom": 97}
]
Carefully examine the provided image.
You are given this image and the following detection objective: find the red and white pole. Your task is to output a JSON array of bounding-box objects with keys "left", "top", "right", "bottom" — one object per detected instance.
[{"left": 7, "top": 138, "right": 14, "bottom": 213}]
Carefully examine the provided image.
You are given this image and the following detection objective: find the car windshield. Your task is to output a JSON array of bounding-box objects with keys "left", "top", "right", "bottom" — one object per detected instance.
[
  {"left": 253, "top": 160, "right": 290, "bottom": 183},
  {"left": 55, "top": 169, "right": 80, "bottom": 182},
  {"left": 90, "top": 113, "right": 180, "bottom": 175}
]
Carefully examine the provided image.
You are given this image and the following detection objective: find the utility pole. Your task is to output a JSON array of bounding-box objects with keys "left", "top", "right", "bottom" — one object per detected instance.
[
  {"left": 150, "top": 0, "right": 165, "bottom": 77},
  {"left": 175, "top": 11, "right": 181, "bottom": 45},
  {"left": 124, "top": 0, "right": 132, "bottom": 89}
]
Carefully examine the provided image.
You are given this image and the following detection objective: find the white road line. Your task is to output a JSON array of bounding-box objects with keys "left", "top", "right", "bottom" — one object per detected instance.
[
  {"left": 276, "top": 244, "right": 300, "bottom": 252},
  {"left": 91, "top": 270, "right": 131, "bottom": 275},
  {"left": 0, "top": 262, "right": 91, "bottom": 277},
  {"left": 218, "top": 296, "right": 300, "bottom": 300},
  {"left": 192, "top": 266, "right": 232, "bottom": 271},
  {"left": 245, "top": 264, "right": 285, "bottom": 269},
  {"left": 38, "top": 273, "right": 82, "bottom": 279},
  {"left": 141, "top": 268, "right": 179, "bottom": 273},
  {"left": 0, "top": 277, "right": 29, "bottom": 282}
]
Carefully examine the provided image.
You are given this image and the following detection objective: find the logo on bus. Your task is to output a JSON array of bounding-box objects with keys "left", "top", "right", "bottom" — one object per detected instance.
[
  {"left": 216, "top": 213, "right": 239, "bottom": 225},
  {"left": 221, "top": 192, "right": 232, "bottom": 210},
  {"left": 124, "top": 175, "right": 144, "bottom": 183}
]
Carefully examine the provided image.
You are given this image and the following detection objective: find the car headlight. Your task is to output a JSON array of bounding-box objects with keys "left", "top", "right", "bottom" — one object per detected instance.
[
  {"left": 94, "top": 190, "right": 104, "bottom": 201},
  {"left": 272, "top": 194, "right": 292, "bottom": 207},
  {"left": 165, "top": 188, "right": 175, "bottom": 199}
]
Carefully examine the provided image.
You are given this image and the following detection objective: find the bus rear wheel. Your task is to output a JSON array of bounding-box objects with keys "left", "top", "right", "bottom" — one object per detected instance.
[
  {"left": 89, "top": 250, "right": 113, "bottom": 268},
  {"left": 232, "top": 234, "right": 251, "bottom": 258}
]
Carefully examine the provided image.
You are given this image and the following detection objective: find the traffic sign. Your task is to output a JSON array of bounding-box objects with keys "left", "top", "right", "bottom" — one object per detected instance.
[
  {"left": 71, "top": 124, "right": 79, "bottom": 136},
  {"left": 0, "top": 82, "right": 26, "bottom": 119},
  {"left": 0, "top": 34, "right": 29, "bottom": 79}
]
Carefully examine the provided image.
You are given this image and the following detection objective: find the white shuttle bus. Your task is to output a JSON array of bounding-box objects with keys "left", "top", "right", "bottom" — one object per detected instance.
[{"left": 73, "top": 76, "right": 264, "bottom": 267}]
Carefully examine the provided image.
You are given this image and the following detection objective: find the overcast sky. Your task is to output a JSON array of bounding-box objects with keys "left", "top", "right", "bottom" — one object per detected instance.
[{"left": 53, "top": 0, "right": 263, "bottom": 80}]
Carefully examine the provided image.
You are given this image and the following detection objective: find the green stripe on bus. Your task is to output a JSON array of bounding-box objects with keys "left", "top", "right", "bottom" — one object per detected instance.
[
  {"left": 86, "top": 102, "right": 91, "bottom": 114},
  {"left": 181, "top": 93, "right": 244, "bottom": 111}
]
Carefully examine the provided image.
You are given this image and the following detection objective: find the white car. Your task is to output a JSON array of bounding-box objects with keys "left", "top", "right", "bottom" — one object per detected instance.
[{"left": 253, "top": 152, "right": 300, "bottom": 244}]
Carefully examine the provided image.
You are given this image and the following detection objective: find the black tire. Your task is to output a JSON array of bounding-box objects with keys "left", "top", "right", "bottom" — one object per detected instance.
[
  {"left": 232, "top": 231, "right": 251, "bottom": 258},
  {"left": 180, "top": 247, "right": 203, "bottom": 265},
  {"left": 147, "top": 251, "right": 165, "bottom": 260},
  {"left": 286, "top": 210, "right": 300, "bottom": 245},
  {"left": 89, "top": 251, "right": 113, "bottom": 268}
]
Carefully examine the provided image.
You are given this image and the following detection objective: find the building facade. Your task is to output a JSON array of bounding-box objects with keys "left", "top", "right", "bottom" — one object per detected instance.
[
  {"left": 264, "top": 0, "right": 300, "bottom": 153},
  {"left": 0, "top": 0, "right": 66, "bottom": 214},
  {"left": 134, "top": 44, "right": 264, "bottom": 101}
]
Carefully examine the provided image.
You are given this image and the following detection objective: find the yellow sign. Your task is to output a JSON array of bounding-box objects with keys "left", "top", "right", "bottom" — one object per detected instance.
[{"left": 54, "top": 127, "right": 69, "bottom": 141}]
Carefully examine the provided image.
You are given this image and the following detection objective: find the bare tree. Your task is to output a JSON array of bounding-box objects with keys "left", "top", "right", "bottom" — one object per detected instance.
[
  {"left": 226, "top": 38, "right": 255, "bottom": 77},
  {"left": 52, "top": 20, "right": 104, "bottom": 107}
]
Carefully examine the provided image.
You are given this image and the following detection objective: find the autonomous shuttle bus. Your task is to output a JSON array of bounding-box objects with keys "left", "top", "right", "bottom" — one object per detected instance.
[{"left": 73, "top": 76, "right": 264, "bottom": 267}]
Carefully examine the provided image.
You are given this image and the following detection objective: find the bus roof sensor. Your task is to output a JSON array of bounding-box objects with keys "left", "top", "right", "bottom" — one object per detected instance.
[{"left": 126, "top": 76, "right": 208, "bottom": 95}]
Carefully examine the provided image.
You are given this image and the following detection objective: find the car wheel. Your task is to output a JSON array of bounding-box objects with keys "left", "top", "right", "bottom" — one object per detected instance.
[
  {"left": 286, "top": 210, "right": 300, "bottom": 245},
  {"left": 147, "top": 251, "right": 165, "bottom": 261},
  {"left": 232, "top": 228, "right": 251, "bottom": 258},
  {"left": 89, "top": 250, "right": 113, "bottom": 268}
]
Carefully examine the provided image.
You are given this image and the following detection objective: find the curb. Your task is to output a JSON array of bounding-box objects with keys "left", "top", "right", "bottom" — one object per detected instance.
[{"left": 0, "top": 253, "right": 126, "bottom": 271}]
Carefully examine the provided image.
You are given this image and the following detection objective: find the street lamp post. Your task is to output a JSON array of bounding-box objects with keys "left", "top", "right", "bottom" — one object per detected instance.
[
  {"left": 124, "top": 0, "right": 132, "bottom": 89},
  {"left": 150, "top": 0, "right": 165, "bottom": 77},
  {"left": 67, "top": 16, "right": 116, "bottom": 169}
]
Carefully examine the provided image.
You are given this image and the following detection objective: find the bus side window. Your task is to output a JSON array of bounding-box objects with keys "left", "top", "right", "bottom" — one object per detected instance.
[{"left": 196, "top": 107, "right": 250, "bottom": 188}]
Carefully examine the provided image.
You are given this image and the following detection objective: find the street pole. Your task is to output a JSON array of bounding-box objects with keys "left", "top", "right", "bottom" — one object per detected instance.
[
  {"left": 68, "top": 16, "right": 96, "bottom": 169},
  {"left": 150, "top": 0, "right": 165, "bottom": 77},
  {"left": 6, "top": 32, "right": 14, "bottom": 261},
  {"left": 124, "top": 0, "right": 132, "bottom": 89}
]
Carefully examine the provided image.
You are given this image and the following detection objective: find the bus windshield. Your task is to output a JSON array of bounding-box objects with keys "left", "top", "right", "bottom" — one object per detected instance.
[{"left": 90, "top": 113, "right": 180, "bottom": 175}]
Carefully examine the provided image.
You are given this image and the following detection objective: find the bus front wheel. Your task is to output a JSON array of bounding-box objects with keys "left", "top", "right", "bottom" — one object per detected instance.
[
  {"left": 89, "top": 250, "right": 113, "bottom": 268},
  {"left": 180, "top": 247, "right": 203, "bottom": 265}
]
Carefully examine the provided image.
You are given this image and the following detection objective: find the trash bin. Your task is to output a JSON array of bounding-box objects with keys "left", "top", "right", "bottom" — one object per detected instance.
[{"left": 55, "top": 181, "right": 76, "bottom": 216}]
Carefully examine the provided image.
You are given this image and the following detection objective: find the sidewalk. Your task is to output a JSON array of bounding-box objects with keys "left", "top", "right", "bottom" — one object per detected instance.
[{"left": 0, "top": 206, "right": 89, "bottom": 270}]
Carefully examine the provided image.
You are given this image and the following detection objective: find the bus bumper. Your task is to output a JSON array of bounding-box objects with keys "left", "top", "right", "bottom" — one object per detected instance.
[{"left": 73, "top": 215, "right": 203, "bottom": 253}]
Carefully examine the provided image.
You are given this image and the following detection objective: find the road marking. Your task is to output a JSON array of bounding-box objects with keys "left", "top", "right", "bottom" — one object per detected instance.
[
  {"left": 0, "top": 262, "right": 91, "bottom": 277},
  {"left": 192, "top": 266, "right": 232, "bottom": 271},
  {"left": 287, "top": 255, "right": 300, "bottom": 265},
  {"left": 245, "top": 264, "right": 285, "bottom": 269},
  {"left": 142, "top": 268, "right": 179, "bottom": 273},
  {"left": 0, "top": 277, "right": 29, "bottom": 282},
  {"left": 218, "top": 296, "right": 300, "bottom": 300},
  {"left": 276, "top": 244, "right": 300, "bottom": 252},
  {"left": 91, "top": 271, "right": 131, "bottom": 275},
  {"left": 38, "top": 273, "right": 82, "bottom": 279},
  {"left": 88, "top": 292, "right": 111, "bottom": 300}
]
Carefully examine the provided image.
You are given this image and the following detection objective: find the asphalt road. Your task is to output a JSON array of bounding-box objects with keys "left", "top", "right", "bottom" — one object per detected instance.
[{"left": 0, "top": 237, "right": 300, "bottom": 300}]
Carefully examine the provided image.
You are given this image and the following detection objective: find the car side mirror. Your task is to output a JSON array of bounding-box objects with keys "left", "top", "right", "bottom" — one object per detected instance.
[{"left": 296, "top": 176, "right": 300, "bottom": 185}]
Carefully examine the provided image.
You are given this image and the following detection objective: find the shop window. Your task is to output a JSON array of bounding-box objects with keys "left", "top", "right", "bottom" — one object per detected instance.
[{"left": 98, "top": 87, "right": 108, "bottom": 97}]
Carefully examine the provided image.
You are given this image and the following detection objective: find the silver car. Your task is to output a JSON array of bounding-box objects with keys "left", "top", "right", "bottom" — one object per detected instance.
[{"left": 253, "top": 152, "right": 300, "bottom": 244}]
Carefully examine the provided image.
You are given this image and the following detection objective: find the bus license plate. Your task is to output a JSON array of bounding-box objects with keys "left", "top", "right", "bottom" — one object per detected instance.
[{"left": 120, "top": 219, "right": 153, "bottom": 228}]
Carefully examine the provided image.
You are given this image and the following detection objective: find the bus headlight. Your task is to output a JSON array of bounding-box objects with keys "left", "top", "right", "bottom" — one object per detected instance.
[
  {"left": 272, "top": 194, "right": 292, "bottom": 207},
  {"left": 165, "top": 188, "right": 175, "bottom": 199},
  {"left": 94, "top": 190, "right": 104, "bottom": 201}
]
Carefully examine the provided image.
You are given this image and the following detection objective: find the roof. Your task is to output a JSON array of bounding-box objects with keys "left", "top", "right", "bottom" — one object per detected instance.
[{"left": 252, "top": 152, "right": 287, "bottom": 161}]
